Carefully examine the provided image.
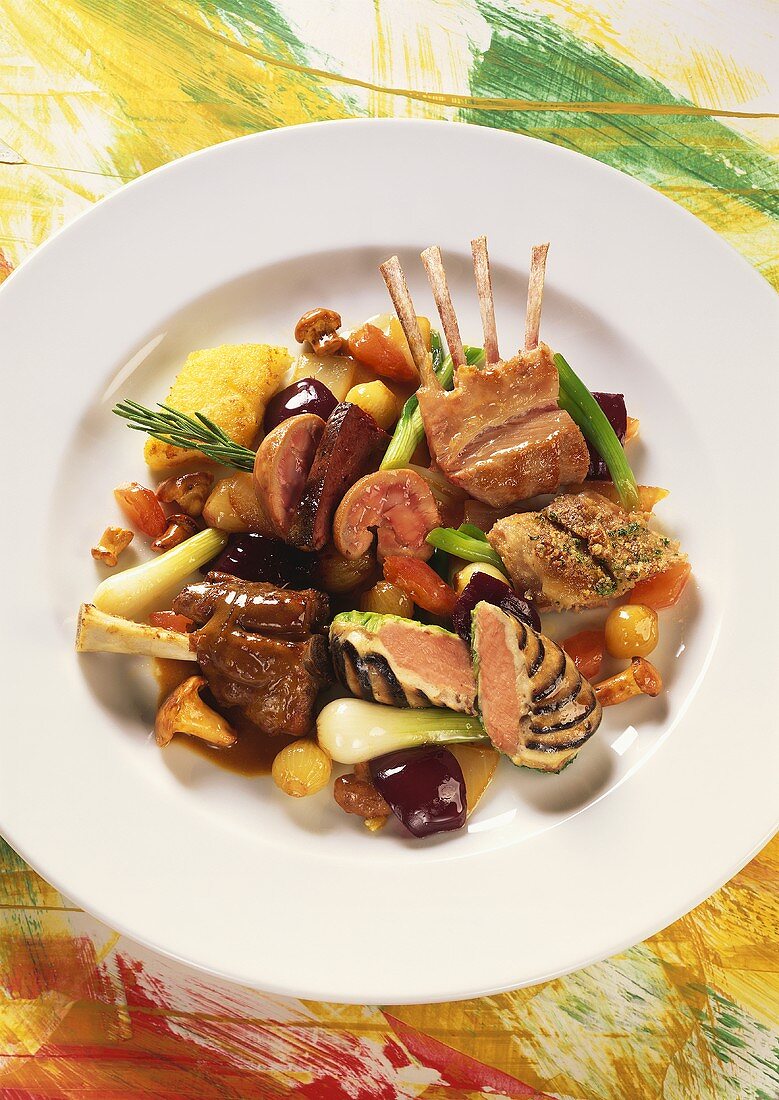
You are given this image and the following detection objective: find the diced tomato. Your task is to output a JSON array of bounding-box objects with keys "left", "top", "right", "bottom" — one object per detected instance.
[
  {"left": 383, "top": 556, "right": 458, "bottom": 617},
  {"left": 149, "top": 611, "right": 194, "bottom": 632},
  {"left": 627, "top": 562, "right": 691, "bottom": 609},
  {"left": 346, "top": 324, "right": 418, "bottom": 383},
  {"left": 562, "top": 629, "right": 605, "bottom": 681},
  {"left": 114, "top": 481, "right": 167, "bottom": 538}
]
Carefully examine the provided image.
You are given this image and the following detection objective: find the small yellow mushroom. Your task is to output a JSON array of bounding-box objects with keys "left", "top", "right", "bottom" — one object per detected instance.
[
  {"left": 91, "top": 526, "right": 134, "bottom": 567},
  {"left": 156, "top": 471, "right": 214, "bottom": 517},
  {"left": 294, "top": 307, "right": 343, "bottom": 356},
  {"left": 594, "top": 657, "right": 663, "bottom": 708},
  {"left": 154, "top": 675, "right": 237, "bottom": 748}
]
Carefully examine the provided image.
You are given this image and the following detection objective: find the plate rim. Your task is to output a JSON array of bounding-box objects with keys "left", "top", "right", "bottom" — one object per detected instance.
[{"left": 0, "top": 118, "right": 777, "bottom": 1004}]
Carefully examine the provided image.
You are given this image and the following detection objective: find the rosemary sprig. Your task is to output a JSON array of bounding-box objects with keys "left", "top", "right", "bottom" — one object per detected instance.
[{"left": 113, "top": 400, "right": 256, "bottom": 471}]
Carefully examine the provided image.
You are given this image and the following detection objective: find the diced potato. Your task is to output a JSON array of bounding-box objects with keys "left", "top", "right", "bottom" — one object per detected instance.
[
  {"left": 292, "top": 350, "right": 357, "bottom": 401},
  {"left": 345, "top": 380, "right": 404, "bottom": 430},
  {"left": 144, "top": 344, "right": 291, "bottom": 471}
]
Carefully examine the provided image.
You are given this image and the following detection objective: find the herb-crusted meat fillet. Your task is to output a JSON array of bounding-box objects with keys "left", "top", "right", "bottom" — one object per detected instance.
[{"left": 488, "top": 490, "right": 684, "bottom": 611}]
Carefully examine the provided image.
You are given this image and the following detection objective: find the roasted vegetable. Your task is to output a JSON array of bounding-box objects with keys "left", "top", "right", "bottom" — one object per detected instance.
[
  {"left": 628, "top": 561, "right": 691, "bottom": 609},
  {"left": 317, "top": 698, "right": 488, "bottom": 764},
  {"left": 555, "top": 353, "right": 639, "bottom": 511},
  {"left": 330, "top": 611, "right": 476, "bottom": 712},
  {"left": 452, "top": 571, "right": 540, "bottom": 644},
  {"left": 92, "top": 527, "right": 227, "bottom": 620},
  {"left": 605, "top": 604, "right": 659, "bottom": 659},
  {"left": 561, "top": 629, "right": 605, "bottom": 681},
  {"left": 426, "top": 526, "right": 506, "bottom": 573},
  {"left": 382, "top": 556, "right": 458, "bottom": 616},
  {"left": 263, "top": 377, "right": 338, "bottom": 433},
  {"left": 370, "top": 747, "right": 467, "bottom": 837}
]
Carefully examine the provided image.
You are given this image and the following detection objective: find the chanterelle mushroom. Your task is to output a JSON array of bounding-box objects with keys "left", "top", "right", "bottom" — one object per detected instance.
[{"left": 155, "top": 675, "right": 237, "bottom": 748}]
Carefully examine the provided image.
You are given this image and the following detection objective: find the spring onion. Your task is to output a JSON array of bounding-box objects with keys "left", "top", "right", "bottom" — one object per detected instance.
[
  {"left": 426, "top": 527, "right": 507, "bottom": 573},
  {"left": 93, "top": 527, "right": 227, "bottom": 620},
  {"left": 317, "top": 698, "right": 489, "bottom": 764},
  {"left": 457, "top": 522, "right": 489, "bottom": 542},
  {"left": 380, "top": 339, "right": 485, "bottom": 470},
  {"left": 555, "top": 352, "right": 639, "bottom": 511}
]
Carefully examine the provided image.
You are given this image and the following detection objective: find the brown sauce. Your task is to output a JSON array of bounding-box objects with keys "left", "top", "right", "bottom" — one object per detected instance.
[
  {"left": 181, "top": 711, "right": 295, "bottom": 776},
  {"left": 153, "top": 656, "right": 294, "bottom": 776}
]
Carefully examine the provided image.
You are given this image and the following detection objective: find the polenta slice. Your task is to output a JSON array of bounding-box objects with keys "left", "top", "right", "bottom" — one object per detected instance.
[{"left": 144, "top": 343, "right": 291, "bottom": 471}]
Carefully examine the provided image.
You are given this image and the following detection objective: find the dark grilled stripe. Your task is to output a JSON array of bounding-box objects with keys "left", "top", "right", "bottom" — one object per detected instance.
[
  {"left": 533, "top": 678, "right": 584, "bottom": 716},
  {"left": 524, "top": 721, "right": 597, "bottom": 753},
  {"left": 362, "top": 653, "right": 410, "bottom": 708},
  {"left": 531, "top": 647, "right": 566, "bottom": 701},
  {"left": 528, "top": 695, "right": 598, "bottom": 738},
  {"left": 330, "top": 635, "right": 348, "bottom": 685},
  {"left": 527, "top": 633, "right": 544, "bottom": 678}
]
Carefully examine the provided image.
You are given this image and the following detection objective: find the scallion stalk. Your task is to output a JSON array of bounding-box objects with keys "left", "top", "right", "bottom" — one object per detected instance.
[
  {"left": 555, "top": 352, "right": 639, "bottom": 511},
  {"left": 380, "top": 340, "right": 484, "bottom": 470},
  {"left": 426, "top": 527, "right": 507, "bottom": 572}
]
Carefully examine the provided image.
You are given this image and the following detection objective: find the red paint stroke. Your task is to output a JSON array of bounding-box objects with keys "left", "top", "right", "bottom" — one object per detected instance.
[{"left": 384, "top": 1012, "right": 553, "bottom": 1098}]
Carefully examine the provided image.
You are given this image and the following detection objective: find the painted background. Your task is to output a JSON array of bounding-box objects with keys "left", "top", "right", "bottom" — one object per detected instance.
[{"left": 0, "top": 1, "right": 777, "bottom": 1096}]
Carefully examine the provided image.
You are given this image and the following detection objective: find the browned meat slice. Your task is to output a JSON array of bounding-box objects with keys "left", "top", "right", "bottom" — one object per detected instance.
[
  {"left": 416, "top": 344, "right": 589, "bottom": 506},
  {"left": 332, "top": 470, "right": 440, "bottom": 561},
  {"left": 173, "top": 572, "right": 330, "bottom": 637},
  {"left": 489, "top": 491, "right": 685, "bottom": 611},
  {"left": 330, "top": 611, "right": 477, "bottom": 712},
  {"left": 194, "top": 609, "right": 331, "bottom": 736},
  {"left": 253, "top": 414, "right": 325, "bottom": 538},
  {"left": 472, "top": 602, "right": 601, "bottom": 772},
  {"left": 290, "top": 402, "right": 388, "bottom": 551}
]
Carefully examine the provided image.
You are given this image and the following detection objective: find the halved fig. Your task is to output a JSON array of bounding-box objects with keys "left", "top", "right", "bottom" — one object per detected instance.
[
  {"left": 253, "top": 413, "right": 325, "bottom": 538},
  {"left": 333, "top": 470, "right": 440, "bottom": 561}
]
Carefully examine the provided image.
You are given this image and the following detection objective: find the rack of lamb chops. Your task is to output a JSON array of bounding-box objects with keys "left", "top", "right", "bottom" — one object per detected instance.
[{"left": 380, "top": 240, "right": 590, "bottom": 507}]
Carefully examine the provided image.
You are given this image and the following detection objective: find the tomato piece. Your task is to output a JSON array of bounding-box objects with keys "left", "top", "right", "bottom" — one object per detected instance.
[
  {"left": 383, "top": 556, "right": 458, "bottom": 617},
  {"left": 561, "top": 629, "right": 605, "bottom": 681},
  {"left": 628, "top": 562, "right": 691, "bottom": 609},
  {"left": 346, "top": 324, "right": 418, "bottom": 383},
  {"left": 149, "top": 611, "right": 194, "bottom": 632},
  {"left": 114, "top": 481, "right": 167, "bottom": 538}
]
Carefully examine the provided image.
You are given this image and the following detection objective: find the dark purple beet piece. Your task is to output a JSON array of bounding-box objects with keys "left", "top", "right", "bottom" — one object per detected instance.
[
  {"left": 587, "top": 392, "right": 627, "bottom": 479},
  {"left": 452, "top": 572, "right": 540, "bottom": 644},
  {"left": 204, "top": 532, "right": 314, "bottom": 589},
  {"left": 370, "top": 747, "right": 466, "bottom": 838},
  {"left": 263, "top": 377, "right": 338, "bottom": 434}
]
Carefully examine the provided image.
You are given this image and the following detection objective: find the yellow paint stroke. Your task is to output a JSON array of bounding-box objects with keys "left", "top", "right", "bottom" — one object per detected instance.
[{"left": 158, "top": 4, "right": 778, "bottom": 119}]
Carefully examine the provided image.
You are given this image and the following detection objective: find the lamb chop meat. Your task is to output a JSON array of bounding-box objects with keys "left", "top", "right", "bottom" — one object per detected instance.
[
  {"left": 488, "top": 490, "right": 685, "bottom": 611},
  {"left": 381, "top": 242, "right": 589, "bottom": 507}
]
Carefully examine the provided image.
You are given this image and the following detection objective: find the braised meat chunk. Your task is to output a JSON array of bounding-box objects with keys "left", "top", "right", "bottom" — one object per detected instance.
[
  {"left": 174, "top": 572, "right": 329, "bottom": 638},
  {"left": 195, "top": 611, "right": 331, "bottom": 737},
  {"left": 489, "top": 491, "right": 684, "bottom": 611}
]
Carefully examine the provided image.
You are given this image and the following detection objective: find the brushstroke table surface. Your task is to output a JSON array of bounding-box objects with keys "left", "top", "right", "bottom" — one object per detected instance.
[{"left": 0, "top": 1, "right": 776, "bottom": 1097}]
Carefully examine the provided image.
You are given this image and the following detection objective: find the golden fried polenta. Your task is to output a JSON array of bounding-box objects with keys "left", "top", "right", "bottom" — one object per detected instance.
[{"left": 144, "top": 344, "right": 291, "bottom": 471}]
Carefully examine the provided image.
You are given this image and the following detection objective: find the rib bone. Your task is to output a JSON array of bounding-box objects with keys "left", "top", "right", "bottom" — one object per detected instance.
[
  {"left": 420, "top": 245, "right": 466, "bottom": 369},
  {"left": 471, "top": 236, "right": 500, "bottom": 365},
  {"left": 379, "top": 255, "right": 432, "bottom": 384},
  {"left": 524, "top": 242, "right": 549, "bottom": 351},
  {"left": 76, "top": 604, "right": 196, "bottom": 660}
]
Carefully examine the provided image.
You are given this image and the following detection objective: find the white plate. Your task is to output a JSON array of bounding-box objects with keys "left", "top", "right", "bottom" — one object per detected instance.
[{"left": 0, "top": 120, "right": 776, "bottom": 1004}]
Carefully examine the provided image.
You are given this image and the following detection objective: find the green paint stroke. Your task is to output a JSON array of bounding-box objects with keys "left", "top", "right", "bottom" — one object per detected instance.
[{"left": 465, "top": 6, "right": 779, "bottom": 255}]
